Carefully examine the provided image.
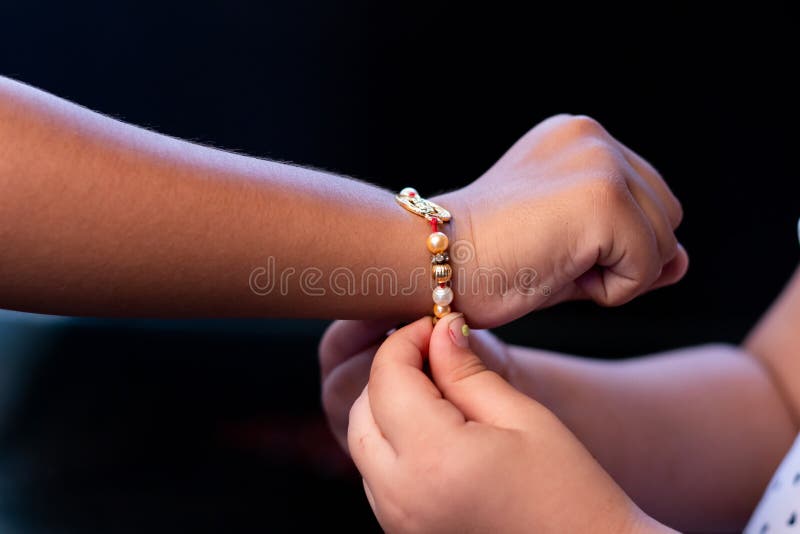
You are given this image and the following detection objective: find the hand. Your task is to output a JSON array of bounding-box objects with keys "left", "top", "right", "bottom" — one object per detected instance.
[
  {"left": 435, "top": 114, "right": 688, "bottom": 328},
  {"left": 340, "top": 315, "right": 670, "bottom": 533},
  {"left": 320, "top": 318, "right": 510, "bottom": 450}
]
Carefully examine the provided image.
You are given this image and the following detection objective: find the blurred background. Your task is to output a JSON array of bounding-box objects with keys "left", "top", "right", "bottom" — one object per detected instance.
[{"left": 0, "top": 2, "right": 796, "bottom": 532}]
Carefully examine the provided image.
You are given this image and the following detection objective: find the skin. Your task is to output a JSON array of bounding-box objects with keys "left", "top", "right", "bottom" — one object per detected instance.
[
  {"left": 0, "top": 76, "right": 686, "bottom": 325},
  {"left": 319, "top": 269, "right": 800, "bottom": 532},
  {"left": 0, "top": 75, "right": 701, "bottom": 529},
  {"left": 343, "top": 315, "right": 675, "bottom": 533}
]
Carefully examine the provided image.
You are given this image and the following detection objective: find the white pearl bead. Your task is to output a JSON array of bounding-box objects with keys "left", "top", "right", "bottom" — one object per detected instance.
[
  {"left": 400, "top": 187, "right": 419, "bottom": 197},
  {"left": 432, "top": 286, "right": 453, "bottom": 306}
]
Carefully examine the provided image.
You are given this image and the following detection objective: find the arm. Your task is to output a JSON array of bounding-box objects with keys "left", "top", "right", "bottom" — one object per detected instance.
[
  {"left": 0, "top": 76, "right": 437, "bottom": 319},
  {"left": 0, "top": 75, "right": 685, "bottom": 324},
  {"left": 744, "top": 265, "right": 800, "bottom": 420},
  {"left": 345, "top": 315, "right": 672, "bottom": 533},
  {"left": 517, "top": 265, "right": 800, "bottom": 529},
  {"left": 321, "top": 269, "right": 800, "bottom": 531},
  {"left": 506, "top": 341, "right": 796, "bottom": 532}
]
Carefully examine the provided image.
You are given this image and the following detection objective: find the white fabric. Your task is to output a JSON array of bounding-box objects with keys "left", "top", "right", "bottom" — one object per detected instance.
[{"left": 744, "top": 433, "right": 800, "bottom": 533}]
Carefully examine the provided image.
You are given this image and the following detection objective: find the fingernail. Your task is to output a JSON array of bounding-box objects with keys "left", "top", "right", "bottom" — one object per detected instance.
[{"left": 445, "top": 313, "right": 469, "bottom": 348}]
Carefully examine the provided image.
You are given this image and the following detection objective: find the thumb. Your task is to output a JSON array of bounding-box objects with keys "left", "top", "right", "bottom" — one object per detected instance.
[{"left": 428, "top": 313, "right": 540, "bottom": 429}]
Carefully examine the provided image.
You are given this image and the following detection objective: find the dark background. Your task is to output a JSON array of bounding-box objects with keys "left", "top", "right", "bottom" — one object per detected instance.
[{"left": 0, "top": 2, "right": 797, "bottom": 532}]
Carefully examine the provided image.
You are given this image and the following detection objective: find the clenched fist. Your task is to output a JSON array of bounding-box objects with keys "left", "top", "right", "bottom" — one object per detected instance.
[{"left": 437, "top": 114, "right": 687, "bottom": 327}]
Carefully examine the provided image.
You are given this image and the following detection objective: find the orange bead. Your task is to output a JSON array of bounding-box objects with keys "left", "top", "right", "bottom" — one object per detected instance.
[
  {"left": 426, "top": 232, "right": 449, "bottom": 254},
  {"left": 433, "top": 304, "right": 451, "bottom": 318}
]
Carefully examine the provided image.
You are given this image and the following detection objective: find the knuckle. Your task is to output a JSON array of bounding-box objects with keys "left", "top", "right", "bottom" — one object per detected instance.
[
  {"left": 377, "top": 479, "right": 429, "bottom": 533},
  {"left": 321, "top": 379, "right": 353, "bottom": 434},
  {"left": 560, "top": 114, "right": 606, "bottom": 138},
  {"left": 540, "top": 113, "right": 575, "bottom": 128},
  {"left": 585, "top": 170, "right": 629, "bottom": 210},
  {"left": 368, "top": 361, "right": 389, "bottom": 388},
  {"left": 598, "top": 290, "right": 624, "bottom": 307},
  {"left": 671, "top": 196, "right": 684, "bottom": 228},
  {"left": 321, "top": 379, "right": 337, "bottom": 417},
  {"left": 644, "top": 244, "right": 666, "bottom": 287},
  {"left": 346, "top": 402, "right": 360, "bottom": 429},
  {"left": 646, "top": 262, "right": 664, "bottom": 289},
  {"left": 662, "top": 232, "right": 679, "bottom": 261},
  {"left": 382, "top": 502, "right": 419, "bottom": 534},
  {"left": 346, "top": 426, "right": 365, "bottom": 455},
  {"left": 581, "top": 140, "right": 623, "bottom": 170},
  {"left": 318, "top": 322, "right": 345, "bottom": 367},
  {"left": 602, "top": 288, "right": 635, "bottom": 307},
  {"left": 318, "top": 332, "right": 334, "bottom": 366},
  {"left": 447, "top": 356, "right": 489, "bottom": 384},
  {"left": 373, "top": 331, "right": 407, "bottom": 364}
]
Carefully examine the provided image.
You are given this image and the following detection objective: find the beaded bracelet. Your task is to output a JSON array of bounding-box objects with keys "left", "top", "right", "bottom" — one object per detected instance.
[{"left": 395, "top": 187, "right": 454, "bottom": 322}]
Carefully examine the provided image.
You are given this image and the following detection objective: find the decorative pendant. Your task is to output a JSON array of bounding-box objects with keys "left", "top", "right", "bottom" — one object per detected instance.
[{"left": 394, "top": 187, "right": 451, "bottom": 222}]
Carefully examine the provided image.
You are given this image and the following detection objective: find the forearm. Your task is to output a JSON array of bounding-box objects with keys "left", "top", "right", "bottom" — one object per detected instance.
[
  {"left": 506, "top": 343, "right": 796, "bottom": 531},
  {"left": 744, "top": 265, "right": 800, "bottom": 420},
  {"left": 0, "top": 76, "right": 456, "bottom": 318}
]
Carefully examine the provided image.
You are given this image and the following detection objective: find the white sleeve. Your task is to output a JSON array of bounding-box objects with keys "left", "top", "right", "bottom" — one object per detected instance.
[{"left": 742, "top": 428, "right": 800, "bottom": 531}]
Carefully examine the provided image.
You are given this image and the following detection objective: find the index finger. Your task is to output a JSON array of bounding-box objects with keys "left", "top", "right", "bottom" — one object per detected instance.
[{"left": 368, "top": 316, "right": 465, "bottom": 451}]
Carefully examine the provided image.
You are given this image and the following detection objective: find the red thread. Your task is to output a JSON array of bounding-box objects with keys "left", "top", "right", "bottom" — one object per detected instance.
[{"left": 430, "top": 218, "right": 439, "bottom": 232}]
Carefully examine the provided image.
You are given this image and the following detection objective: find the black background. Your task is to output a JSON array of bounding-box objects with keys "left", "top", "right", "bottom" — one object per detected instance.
[{"left": 0, "top": 2, "right": 797, "bottom": 532}]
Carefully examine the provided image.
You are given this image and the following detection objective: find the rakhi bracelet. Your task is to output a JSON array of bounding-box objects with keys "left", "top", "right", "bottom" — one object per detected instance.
[{"left": 395, "top": 187, "right": 454, "bottom": 322}]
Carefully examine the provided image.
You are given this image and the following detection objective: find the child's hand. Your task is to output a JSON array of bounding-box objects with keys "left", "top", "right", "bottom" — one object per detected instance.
[
  {"left": 341, "top": 315, "right": 672, "bottom": 533},
  {"left": 437, "top": 114, "right": 687, "bottom": 328},
  {"left": 320, "top": 318, "right": 510, "bottom": 450}
]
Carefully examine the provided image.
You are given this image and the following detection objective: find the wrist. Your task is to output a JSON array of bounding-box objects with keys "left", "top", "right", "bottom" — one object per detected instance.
[
  {"left": 392, "top": 188, "right": 465, "bottom": 321},
  {"left": 431, "top": 189, "right": 518, "bottom": 329}
]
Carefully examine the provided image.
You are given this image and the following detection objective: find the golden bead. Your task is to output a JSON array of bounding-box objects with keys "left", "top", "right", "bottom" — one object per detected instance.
[
  {"left": 426, "top": 232, "right": 449, "bottom": 254},
  {"left": 431, "top": 263, "right": 452, "bottom": 284},
  {"left": 433, "top": 304, "right": 451, "bottom": 318}
]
